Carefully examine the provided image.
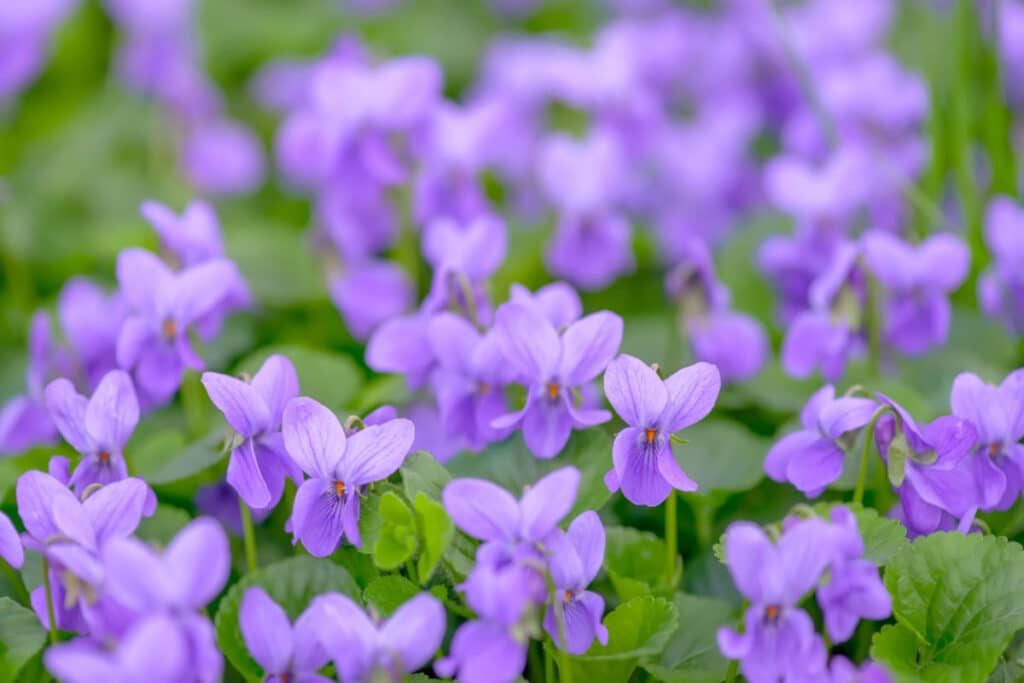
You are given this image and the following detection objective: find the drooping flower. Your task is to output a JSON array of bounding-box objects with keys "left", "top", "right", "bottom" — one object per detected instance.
[
  {"left": 602, "top": 355, "right": 720, "bottom": 505},
  {"left": 491, "top": 302, "right": 622, "bottom": 458},
  {"left": 310, "top": 592, "right": 446, "bottom": 682},
  {"left": 764, "top": 385, "right": 878, "bottom": 496},
  {"left": 542, "top": 510, "right": 608, "bottom": 654},
  {"left": 282, "top": 397, "right": 414, "bottom": 555},
  {"left": 115, "top": 248, "right": 242, "bottom": 405},
  {"left": 716, "top": 519, "right": 831, "bottom": 683},
  {"left": 44, "top": 369, "right": 139, "bottom": 490},
  {"left": 239, "top": 587, "right": 330, "bottom": 683},
  {"left": 202, "top": 354, "right": 304, "bottom": 509},
  {"left": 862, "top": 230, "right": 968, "bottom": 356}
]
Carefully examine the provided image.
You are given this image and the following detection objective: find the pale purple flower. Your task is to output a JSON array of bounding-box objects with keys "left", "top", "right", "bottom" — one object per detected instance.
[
  {"left": 543, "top": 511, "right": 608, "bottom": 654},
  {"left": 58, "top": 278, "right": 127, "bottom": 390},
  {"left": 282, "top": 397, "right": 414, "bottom": 555},
  {"left": 0, "top": 511, "right": 23, "bottom": 569},
  {"left": 0, "top": 312, "right": 63, "bottom": 455},
  {"left": 181, "top": 119, "right": 266, "bottom": 197},
  {"left": 716, "top": 520, "right": 831, "bottom": 683},
  {"left": 328, "top": 260, "right": 413, "bottom": 341},
  {"left": 310, "top": 592, "right": 445, "bottom": 681},
  {"left": 44, "top": 370, "right": 139, "bottom": 490},
  {"left": 140, "top": 199, "right": 224, "bottom": 267},
  {"left": 817, "top": 558, "right": 890, "bottom": 643},
  {"left": 829, "top": 655, "right": 892, "bottom": 683},
  {"left": 240, "top": 587, "right": 330, "bottom": 683},
  {"left": 507, "top": 282, "right": 582, "bottom": 329},
  {"left": 763, "top": 145, "right": 871, "bottom": 230},
  {"left": 603, "top": 355, "right": 720, "bottom": 506},
  {"left": 202, "top": 355, "right": 304, "bottom": 509},
  {"left": 421, "top": 214, "right": 507, "bottom": 322},
  {"left": 764, "top": 385, "right": 878, "bottom": 496},
  {"left": 115, "top": 248, "right": 241, "bottom": 405},
  {"left": 366, "top": 312, "right": 435, "bottom": 390},
  {"left": 194, "top": 479, "right": 271, "bottom": 537},
  {"left": 491, "top": 302, "right": 622, "bottom": 458},
  {"left": 978, "top": 197, "right": 1024, "bottom": 335},
  {"left": 862, "top": 231, "right": 968, "bottom": 356}
]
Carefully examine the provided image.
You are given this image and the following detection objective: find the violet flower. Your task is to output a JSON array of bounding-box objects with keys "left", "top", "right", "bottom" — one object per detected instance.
[
  {"left": 508, "top": 281, "right": 582, "bottom": 329},
  {"left": 829, "top": 655, "right": 892, "bottom": 683},
  {"left": 282, "top": 397, "right": 414, "bottom": 555},
  {"left": 543, "top": 511, "right": 608, "bottom": 654},
  {"left": 421, "top": 214, "right": 507, "bottom": 324},
  {"left": 44, "top": 369, "right": 139, "bottom": 490},
  {"left": 140, "top": 199, "right": 223, "bottom": 267},
  {"left": 328, "top": 260, "right": 414, "bottom": 341},
  {"left": 0, "top": 511, "right": 23, "bottom": 569},
  {"left": 181, "top": 119, "right": 266, "bottom": 197},
  {"left": 310, "top": 592, "right": 445, "bottom": 681},
  {"left": 202, "top": 354, "right": 304, "bottom": 509},
  {"left": 115, "top": 247, "right": 241, "bottom": 405},
  {"left": 978, "top": 196, "right": 1024, "bottom": 335},
  {"left": 0, "top": 312, "right": 62, "bottom": 455},
  {"left": 862, "top": 230, "right": 968, "bottom": 356},
  {"left": 58, "top": 277, "right": 127, "bottom": 391},
  {"left": 764, "top": 385, "right": 878, "bottom": 496},
  {"left": 491, "top": 302, "right": 622, "bottom": 458},
  {"left": 602, "top": 355, "right": 720, "bottom": 506},
  {"left": 240, "top": 587, "right": 330, "bottom": 683},
  {"left": 194, "top": 479, "right": 272, "bottom": 537},
  {"left": 716, "top": 519, "right": 831, "bottom": 683}
]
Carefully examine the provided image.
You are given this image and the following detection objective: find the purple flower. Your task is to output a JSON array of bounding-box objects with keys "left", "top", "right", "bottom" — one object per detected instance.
[
  {"left": 240, "top": 587, "right": 330, "bottom": 683},
  {"left": 310, "top": 592, "right": 445, "bottom": 681},
  {"left": 0, "top": 511, "right": 23, "bottom": 569},
  {"left": 862, "top": 231, "right": 968, "bottom": 356},
  {"left": 764, "top": 385, "right": 878, "bottom": 496},
  {"left": 181, "top": 119, "right": 266, "bottom": 197},
  {"left": 491, "top": 302, "right": 622, "bottom": 458},
  {"left": 817, "top": 558, "right": 890, "bottom": 643},
  {"left": 427, "top": 313, "right": 513, "bottom": 452},
  {"left": 0, "top": 312, "right": 62, "bottom": 455},
  {"left": 948, "top": 370, "right": 1024, "bottom": 512},
  {"left": 115, "top": 248, "right": 241, "bottom": 405},
  {"left": 366, "top": 312, "right": 435, "bottom": 390},
  {"left": 421, "top": 214, "right": 507, "bottom": 323},
  {"left": 763, "top": 145, "right": 871, "bottom": 230},
  {"left": 202, "top": 355, "right": 304, "bottom": 509},
  {"left": 716, "top": 519, "right": 831, "bottom": 683},
  {"left": 978, "top": 197, "right": 1024, "bottom": 335},
  {"left": 829, "top": 655, "right": 892, "bottom": 683},
  {"left": 602, "top": 355, "right": 720, "bottom": 505},
  {"left": 44, "top": 370, "right": 139, "bottom": 491},
  {"left": 194, "top": 479, "right": 272, "bottom": 537},
  {"left": 543, "top": 511, "right": 608, "bottom": 654},
  {"left": 328, "top": 260, "right": 413, "bottom": 341},
  {"left": 140, "top": 199, "right": 224, "bottom": 267},
  {"left": 282, "top": 397, "right": 414, "bottom": 555},
  {"left": 508, "top": 281, "right": 582, "bottom": 329}
]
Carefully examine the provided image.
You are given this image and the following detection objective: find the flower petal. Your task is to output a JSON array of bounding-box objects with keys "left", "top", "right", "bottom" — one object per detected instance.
[
  {"left": 520, "top": 466, "right": 580, "bottom": 541},
  {"left": 657, "top": 447, "right": 698, "bottom": 493},
  {"left": 722, "top": 522, "right": 783, "bottom": 604},
  {"left": 379, "top": 594, "right": 447, "bottom": 672},
  {"left": 613, "top": 428, "right": 671, "bottom": 506},
  {"left": 785, "top": 438, "right": 845, "bottom": 495},
  {"left": 602, "top": 354, "right": 668, "bottom": 428},
  {"left": 442, "top": 478, "right": 519, "bottom": 542},
  {"left": 251, "top": 354, "right": 299, "bottom": 427},
  {"left": 340, "top": 418, "right": 414, "bottom": 486},
  {"left": 165, "top": 518, "right": 230, "bottom": 610},
  {"left": 202, "top": 372, "right": 270, "bottom": 438},
  {"left": 494, "top": 302, "right": 561, "bottom": 382},
  {"left": 83, "top": 477, "right": 152, "bottom": 544},
  {"left": 44, "top": 379, "right": 94, "bottom": 454},
  {"left": 16, "top": 471, "right": 77, "bottom": 541},
  {"left": 521, "top": 391, "right": 574, "bottom": 459},
  {"left": 292, "top": 480, "right": 346, "bottom": 556},
  {"left": 0, "top": 512, "right": 23, "bottom": 568},
  {"left": 567, "top": 511, "right": 605, "bottom": 585},
  {"left": 282, "top": 397, "right": 346, "bottom": 479},
  {"left": 227, "top": 441, "right": 272, "bottom": 509},
  {"left": 558, "top": 311, "right": 623, "bottom": 386},
  {"left": 240, "top": 587, "right": 293, "bottom": 674},
  {"left": 659, "top": 362, "right": 721, "bottom": 433}
]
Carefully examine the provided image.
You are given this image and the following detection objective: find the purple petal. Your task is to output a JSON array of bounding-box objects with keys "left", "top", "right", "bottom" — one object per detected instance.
[
  {"left": 102, "top": 537, "right": 175, "bottom": 611},
  {"left": 115, "top": 316, "right": 151, "bottom": 370},
  {"left": 16, "top": 471, "right": 77, "bottom": 541},
  {"left": 44, "top": 379, "right": 94, "bottom": 454},
  {"left": 442, "top": 478, "right": 520, "bottom": 542},
  {"left": 116, "top": 248, "right": 173, "bottom": 312},
  {"left": 440, "top": 620, "right": 528, "bottom": 683},
  {"left": 310, "top": 593, "right": 375, "bottom": 682},
  {"left": 612, "top": 428, "right": 671, "bottom": 507},
  {"left": 817, "top": 396, "right": 877, "bottom": 439},
  {"left": 379, "top": 594, "right": 446, "bottom": 672},
  {"left": 240, "top": 587, "right": 293, "bottom": 674},
  {"left": 545, "top": 530, "right": 585, "bottom": 589},
  {"left": 365, "top": 314, "right": 434, "bottom": 387},
  {"left": 282, "top": 397, "right": 346, "bottom": 479},
  {"left": 427, "top": 312, "right": 481, "bottom": 375},
  {"left": 84, "top": 370, "right": 139, "bottom": 453},
  {"left": 917, "top": 233, "right": 969, "bottom": 292},
  {"left": 494, "top": 302, "right": 561, "bottom": 382},
  {"left": 136, "top": 343, "right": 184, "bottom": 404},
  {"left": 544, "top": 592, "right": 605, "bottom": 655},
  {"left": 522, "top": 390, "right": 574, "bottom": 459},
  {"left": 567, "top": 511, "right": 605, "bottom": 585},
  {"left": 722, "top": 522, "right": 783, "bottom": 604},
  {"left": 520, "top": 466, "right": 580, "bottom": 541},
  {"left": 83, "top": 477, "right": 151, "bottom": 544},
  {"left": 291, "top": 479, "right": 346, "bottom": 556},
  {"left": 602, "top": 354, "right": 668, "bottom": 428},
  {"left": 165, "top": 518, "right": 230, "bottom": 610},
  {"left": 251, "top": 355, "right": 299, "bottom": 427},
  {"left": 342, "top": 493, "right": 362, "bottom": 548},
  {"left": 0, "top": 512, "right": 23, "bottom": 568},
  {"left": 658, "top": 362, "right": 721, "bottom": 433},
  {"left": 950, "top": 372, "right": 1003, "bottom": 445},
  {"left": 169, "top": 259, "right": 238, "bottom": 327},
  {"left": 777, "top": 518, "right": 834, "bottom": 603},
  {"left": 202, "top": 372, "right": 271, "bottom": 438},
  {"left": 785, "top": 439, "right": 845, "bottom": 495},
  {"left": 292, "top": 607, "right": 330, "bottom": 673},
  {"left": 657, "top": 447, "right": 698, "bottom": 493},
  {"left": 227, "top": 441, "right": 272, "bottom": 509},
  {"left": 120, "top": 615, "right": 190, "bottom": 682},
  {"left": 558, "top": 311, "right": 623, "bottom": 387},
  {"left": 765, "top": 431, "right": 819, "bottom": 484},
  {"left": 340, "top": 418, "right": 414, "bottom": 486},
  {"left": 800, "top": 385, "right": 835, "bottom": 431}
]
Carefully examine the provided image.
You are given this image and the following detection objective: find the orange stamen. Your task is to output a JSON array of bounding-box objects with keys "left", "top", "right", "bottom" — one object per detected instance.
[
  {"left": 644, "top": 428, "right": 657, "bottom": 444},
  {"left": 335, "top": 481, "right": 346, "bottom": 497},
  {"left": 546, "top": 383, "right": 560, "bottom": 399},
  {"left": 99, "top": 451, "right": 110, "bottom": 463},
  {"left": 162, "top": 319, "right": 177, "bottom": 338},
  {"left": 563, "top": 589, "right": 572, "bottom": 602},
  {"left": 765, "top": 605, "right": 780, "bottom": 621}
]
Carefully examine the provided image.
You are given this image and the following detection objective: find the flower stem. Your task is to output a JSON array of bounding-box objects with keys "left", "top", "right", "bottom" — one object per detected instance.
[
  {"left": 182, "top": 370, "right": 206, "bottom": 439},
  {"left": 41, "top": 558, "right": 58, "bottom": 644},
  {"left": 854, "top": 406, "right": 890, "bottom": 505},
  {"left": 725, "top": 659, "right": 739, "bottom": 683},
  {"left": 0, "top": 560, "right": 29, "bottom": 607},
  {"left": 866, "top": 273, "right": 883, "bottom": 377},
  {"left": 665, "top": 490, "right": 678, "bottom": 585},
  {"left": 239, "top": 499, "right": 258, "bottom": 574},
  {"left": 545, "top": 641, "right": 554, "bottom": 682},
  {"left": 554, "top": 602, "right": 573, "bottom": 683}
]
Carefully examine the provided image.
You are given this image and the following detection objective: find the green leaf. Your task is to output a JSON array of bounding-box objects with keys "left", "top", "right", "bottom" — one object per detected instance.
[
  {"left": 135, "top": 429, "right": 228, "bottom": 485},
  {"left": 988, "top": 631, "right": 1024, "bottom": 683},
  {"left": 224, "top": 220, "right": 325, "bottom": 307},
  {"left": 235, "top": 345, "right": 364, "bottom": 413},
  {"left": 373, "top": 492, "right": 417, "bottom": 570},
  {"left": 401, "top": 451, "right": 451, "bottom": 502},
  {"left": 358, "top": 482, "right": 404, "bottom": 557},
  {"left": 604, "top": 526, "right": 672, "bottom": 601},
  {"left": 0, "top": 598, "right": 47, "bottom": 683},
  {"left": 812, "top": 503, "right": 908, "bottom": 566},
  {"left": 675, "top": 419, "right": 771, "bottom": 494},
  {"left": 414, "top": 493, "right": 454, "bottom": 584},
  {"left": 446, "top": 428, "right": 613, "bottom": 519},
  {"left": 214, "top": 556, "right": 360, "bottom": 681},
  {"left": 560, "top": 595, "right": 679, "bottom": 683},
  {"left": 363, "top": 575, "right": 420, "bottom": 618},
  {"left": 871, "top": 532, "right": 1024, "bottom": 682},
  {"left": 135, "top": 504, "right": 192, "bottom": 546},
  {"left": 642, "top": 593, "right": 737, "bottom": 683}
]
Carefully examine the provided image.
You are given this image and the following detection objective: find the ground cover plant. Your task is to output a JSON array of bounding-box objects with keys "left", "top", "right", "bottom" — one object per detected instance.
[{"left": 2, "top": 0, "right": 1024, "bottom": 681}]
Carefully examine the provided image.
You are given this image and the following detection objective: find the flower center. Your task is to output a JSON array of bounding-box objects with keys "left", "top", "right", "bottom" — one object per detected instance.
[
  {"left": 335, "top": 481, "right": 346, "bottom": 497},
  {"left": 644, "top": 428, "right": 657, "bottom": 444},
  {"left": 162, "top": 319, "right": 177, "bottom": 339},
  {"left": 563, "top": 589, "right": 572, "bottom": 602},
  {"left": 546, "top": 383, "right": 560, "bottom": 400},
  {"left": 478, "top": 382, "right": 490, "bottom": 395},
  {"left": 765, "top": 605, "right": 780, "bottom": 622},
  {"left": 989, "top": 443, "right": 1000, "bottom": 458},
  {"left": 99, "top": 451, "right": 110, "bottom": 463}
]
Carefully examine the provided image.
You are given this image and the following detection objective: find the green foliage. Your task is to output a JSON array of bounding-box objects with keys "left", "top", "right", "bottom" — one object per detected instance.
[
  {"left": 413, "top": 493, "right": 454, "bottom": 584},
  {"left": 362, "top": 575, "right": 421, "bottom": 618},
  {"left": 214, "top": 556, "right": 360, "bottom": 681},
  {"left": 642, "top": 593, "right": 737, "bottom": 683},
  {"left": 604, "top": 526, "right": 675, "bottom": 601},
  {"left": 135, "top": 504, "right": 192, "bottom": 546},
  {"left": 871, "top": 533, "right": 1024, "bottom": 682},
  {"left": 0, "top": 598, "right": 47, "bottom": 683},
  {"left": 675, "top": 419, "right": 771, "bottom": 494},
  {"left": 812, "top": 502, "right": 909, "bottom": 566},
  {"left": 235, "top": 345, "right": 364, "bottom": 412},
  {"left": 373, "top": 491, "right": 418, "bottom": 570}
]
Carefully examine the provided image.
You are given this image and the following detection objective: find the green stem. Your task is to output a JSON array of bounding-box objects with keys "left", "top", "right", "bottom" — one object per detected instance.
[
  {"left": 182, "top": 371, "right": 206, "bottom": 439},
  {"left": 866, "top": 272, "right": 883, "bottom": 378},
  {"left": 694, "top": 497, "right": 713, "bottom": 550},
  {"left": 554, "top": 606, "right": 573, "bottom": 683},
  {"left": 854, "top": 406, "right": 890, "bottom": 505},
  {"left": 665, "top": 490, "right": 677, "bottom": 585},
  {"left": 41, "top": 558, "right": 58, "bottom": 644},
  {"left": 725, "top": 659, "right": 739, "bottom": 683},
  {"left": 239, "top": 499, "right": 258, "bottom": 574},
  {"left": 545, "top": 642, "right": 555, "bottom": 683},
  {"left": 0, "top": 560, "right": 30, "bottom": 607}
]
